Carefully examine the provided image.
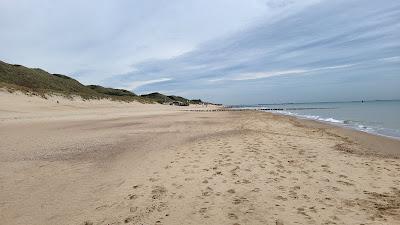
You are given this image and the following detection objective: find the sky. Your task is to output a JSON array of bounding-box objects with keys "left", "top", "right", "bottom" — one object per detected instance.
[{"left": 1, "top": 0, "right": 399, "bottom": 104}]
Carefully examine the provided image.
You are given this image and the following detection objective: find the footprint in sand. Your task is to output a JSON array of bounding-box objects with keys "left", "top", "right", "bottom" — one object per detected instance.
[
  {"left": 337, "top": 180, "right": 354, "bottom": 186},
  {"left": 275, "top": 195, "right": 288, "bottom": 201},
  {"left": 202, "top": 187, "right": 213, "bottom": 196},
  {"left": 128, "top": 194, "right": 139, "bottom": 200},
  {"left": 132, "top": 184, "right": 142, "bottom": 189},
  {"left": 227, "top": 189, "right": 236, "bottom": 194},
  {"left": 149, "top": 177, "right": 160, "bottom": 182},
  {"left": 233, "top": 196, "right": 248, "bottom": 205},
  {"left": 151, "top": 185, "right": 167, "bottom": 200},
  {"left": 228, "top": 213, "right": 239, "bottom": 220}
]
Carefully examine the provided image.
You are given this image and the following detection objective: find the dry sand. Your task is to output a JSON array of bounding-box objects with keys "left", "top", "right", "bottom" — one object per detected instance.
[{"left": 1, "top": 91, "right": 399, "bottom": 225}]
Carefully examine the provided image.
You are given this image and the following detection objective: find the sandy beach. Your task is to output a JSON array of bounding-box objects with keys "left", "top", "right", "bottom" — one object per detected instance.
[{"left": 1, "top": 91, "right": 399, "bottom": 225}]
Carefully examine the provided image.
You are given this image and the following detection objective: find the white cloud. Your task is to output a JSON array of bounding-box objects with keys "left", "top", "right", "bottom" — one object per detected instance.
[
  {"left": 380, "top": 56, "right": 400, "bottom": 63},
  {"left": 214, "top": 64, "right": 356, "bottom": 81},
  {"left": 124, "top": 78, "right": 172, "bottom": 90},
  {"left": 1, "top": 0, "right": 399, "bottom": 103},
  {"left": 317, "top": 64, "right": 356, "bottom": 70},
  {"left": 103, "top": 0, "right": 400, "bottom": 103},
  {"left": 0, "top": 0, "right": 272, "bottom": 83},
  {"left": 232, "top": 69, "right": 307, "bottom": 81}
]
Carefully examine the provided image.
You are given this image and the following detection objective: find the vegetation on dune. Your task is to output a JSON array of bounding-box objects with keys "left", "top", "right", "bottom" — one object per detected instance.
[
  {"left": 140, "top": 92, "right": 203, "bottom": 105},
  {"left": 87, "top": 85, "right": 136, "bottom": 97},
  {"left": 140, "top": 92, "right": 173, "bottom": 104},
  {"left": 0, "top": 61, "right": 96, "bottom": 97},
  {"left": 0, "top": 60, "right": 205, "bottom": 104}
]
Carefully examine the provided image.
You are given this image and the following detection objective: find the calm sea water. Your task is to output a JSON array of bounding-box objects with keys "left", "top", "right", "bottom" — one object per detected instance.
[{"left": 231, "top": 100, "right": 400, "bottom": 139}]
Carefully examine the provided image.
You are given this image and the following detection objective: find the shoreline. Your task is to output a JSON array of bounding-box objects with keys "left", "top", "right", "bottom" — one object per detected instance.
[
  {"left": 203, "top": 107, "right": 400, "bottom": 159},
  {"left": 191, "top": 106, "right": 400, "bottom": 143},
  {"left": 272, "top": 110, "right": 400, "bottom": 141},
  {"left": 269, "top": 111, "right": 400, "bottom": 159},
  {"left": 1, "top": 92, "right": 400, "bottom": 225},
  {"left": 227, "top": 102, "right": 400, "bottom": 141}
]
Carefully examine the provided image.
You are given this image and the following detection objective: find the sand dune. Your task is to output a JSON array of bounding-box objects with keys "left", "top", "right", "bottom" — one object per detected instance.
[{"left": 1, "top": 92, "right": 399, "bottom": 225}]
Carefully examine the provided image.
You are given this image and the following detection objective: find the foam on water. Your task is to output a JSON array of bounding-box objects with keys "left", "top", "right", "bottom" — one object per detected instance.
[{"left": 272, "top": 110, "right": 400, "bottom": 139}]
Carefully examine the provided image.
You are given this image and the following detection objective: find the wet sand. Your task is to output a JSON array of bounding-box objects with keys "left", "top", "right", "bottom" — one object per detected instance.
[{"left": 1, "top": 92, "right": 399, "bottom": 225}]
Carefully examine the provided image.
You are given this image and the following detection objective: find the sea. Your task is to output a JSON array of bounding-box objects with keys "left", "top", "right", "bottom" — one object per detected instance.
[{"left": 229, "top": 100, "right": 400, "bottom": 140}]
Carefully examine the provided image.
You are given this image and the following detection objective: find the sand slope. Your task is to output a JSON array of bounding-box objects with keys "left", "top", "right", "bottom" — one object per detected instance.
[{"left": 0, "top": 92, "right": 399, "bottom": 225}]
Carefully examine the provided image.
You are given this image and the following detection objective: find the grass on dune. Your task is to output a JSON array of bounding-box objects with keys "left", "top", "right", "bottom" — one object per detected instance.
[{"left": 0, "top": 61, "right": 202, "bottom": 104}]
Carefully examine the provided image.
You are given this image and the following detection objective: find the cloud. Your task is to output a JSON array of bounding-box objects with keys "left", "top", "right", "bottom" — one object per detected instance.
[
  {"left": 380, "top": 56, "right": 400, "bottom": 63},
  {"left": 1, "top": 0, "right": 399, "bottom": 103},
  {"left": 231, "top": 69, "right": 307, "bottom": 81},
  {"left": 208, "top": 63, "right": 356, "bottom": 81},
  {"left": 123, "top": 78, "right": 172, "bottom": 90},
  {"left": 0, "top": 0, "right": 272, "bottom": 84},
  {"left": 106, "top": 0, "right": 400, "bottom": 104}
]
